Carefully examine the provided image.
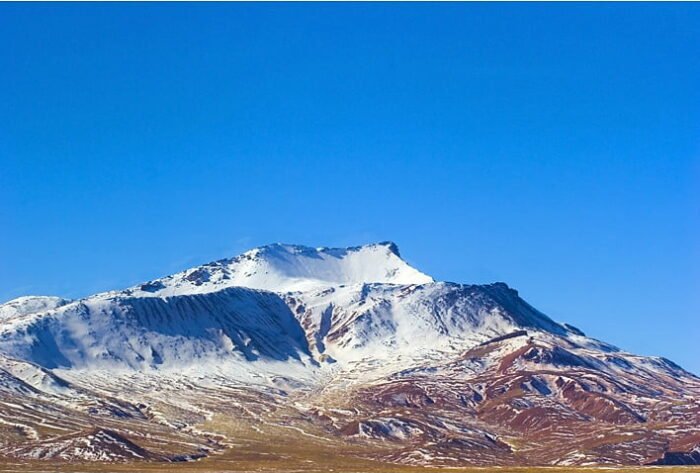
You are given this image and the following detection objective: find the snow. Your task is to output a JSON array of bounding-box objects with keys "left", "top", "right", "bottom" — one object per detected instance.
[
  {"left": 0, "top": 241, "right": 693, "bottom": 389},
  {"left": 124, "top": 241, "right": 433, "bottom": 297},
  {"left": 0, "top": 296, "right": 70, "bottom": 321},
  {"left": 356, "top": 417, "right": 424, "bottom": 440},
  {"left": 0, "top": 288, "right": 316, "bottom": 373},
  {"left": 0, "top": 355, "right": 74, "bottom": 396},
  {"left": 285, "top": 282, "right": 531, "bottom": 363},
  {"left": 5, "top": 429, "right": 152, "bottom": 461}
]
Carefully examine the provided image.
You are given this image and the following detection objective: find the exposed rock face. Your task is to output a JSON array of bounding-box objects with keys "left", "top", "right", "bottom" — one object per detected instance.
[{"left": 650, "top": 445, "right": 700, "bottom": 465}]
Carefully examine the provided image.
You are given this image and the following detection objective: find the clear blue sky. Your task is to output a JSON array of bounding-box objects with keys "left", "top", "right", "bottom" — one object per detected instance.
[{"left": 1, "top": 4, "right": 698, "bottom": 373}]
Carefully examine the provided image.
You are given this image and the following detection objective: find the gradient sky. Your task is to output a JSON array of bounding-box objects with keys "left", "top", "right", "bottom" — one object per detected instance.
[{"left": 1, "top": 3, "right": 698, "bottom": 373}]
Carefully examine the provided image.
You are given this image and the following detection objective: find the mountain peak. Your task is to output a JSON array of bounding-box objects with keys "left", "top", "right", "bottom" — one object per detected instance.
[
  {"left": 131, "top": 242, "right": 433, "bottom": 297},
  {"left": 247, "top": 241, "right": 401, "bottom": 258},
  {"left": 220, "top": 241, "right": 433, "bottom": 292}
]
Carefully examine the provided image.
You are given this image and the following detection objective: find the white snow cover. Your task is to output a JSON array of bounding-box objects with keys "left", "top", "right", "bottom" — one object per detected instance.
[
  {"left": 0, "top": 296, "right": 70, "bottom": 321},
  {"left": 0, "top": 356, "right": 74, "bottom": 396},
  {"left": 0, "top": 288, "right": 313, "bottom": 372},
  {"left": 126, "top": 241, "right": 433, "bottom": 296},
  {"left": 284, "top": 282, "right": 547, "bottom": 363},
  {"left": 0, "top": 241, "right": 686, "bottom": 383}
]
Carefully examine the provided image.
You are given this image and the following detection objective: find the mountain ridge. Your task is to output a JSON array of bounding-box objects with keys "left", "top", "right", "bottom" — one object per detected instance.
[{"left": 0, "top": 243, "right": 596, "bottom": 371}]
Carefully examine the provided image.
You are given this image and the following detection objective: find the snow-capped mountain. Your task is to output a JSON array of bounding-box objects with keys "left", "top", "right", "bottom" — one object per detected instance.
[
  {"left": 0, "top": 242, "right": 595, "bottom": 371},
  {"left": 0, "top": 242, "right": 697, "bottom": 468}
]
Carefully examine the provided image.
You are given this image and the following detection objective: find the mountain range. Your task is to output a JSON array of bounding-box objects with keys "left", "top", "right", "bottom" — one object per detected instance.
[{"left": 0, "top": 242, "right": 698, "bottom": 467}]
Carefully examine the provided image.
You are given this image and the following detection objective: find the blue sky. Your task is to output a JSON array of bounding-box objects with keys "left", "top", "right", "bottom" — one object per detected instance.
[{"left": 1, "top": 4, "right": 698, "bottom": 372}]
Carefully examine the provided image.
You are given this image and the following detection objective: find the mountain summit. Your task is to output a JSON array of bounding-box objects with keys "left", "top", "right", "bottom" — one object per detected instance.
[
  {"left": 130, "top": 241, "right": 433, "bottom": 296},
  {"left": 0, "top": 242, "right": 697, "bottom": 467}
]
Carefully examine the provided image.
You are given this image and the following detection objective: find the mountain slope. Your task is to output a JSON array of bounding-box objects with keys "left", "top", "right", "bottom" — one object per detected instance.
[{"left": 0, "top": 287, "right": 312, "bottom": 371}]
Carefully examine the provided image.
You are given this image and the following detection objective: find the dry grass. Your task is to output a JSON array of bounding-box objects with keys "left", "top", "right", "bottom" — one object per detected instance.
[
  {"left": 2, "top": 425, "right": 699, "bottom": 473},
  {"left": 1, "top": 461, "right": 700, "bottom": 473},
  {"left": 2, "top": 391, "right": 698, "bottom": 473}
]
